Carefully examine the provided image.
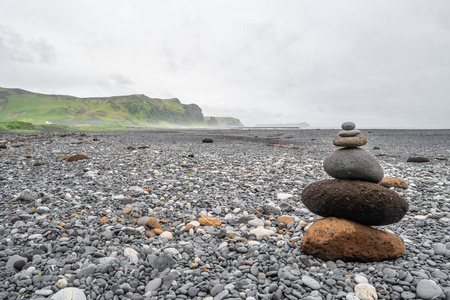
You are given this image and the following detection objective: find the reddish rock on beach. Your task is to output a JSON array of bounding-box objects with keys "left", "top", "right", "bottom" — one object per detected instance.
[
  {"left": 198, "top": 215, "right": 222, "bottom": 227},
  {"left": 301, "top": 217, "right": 405, "bottom": 262},
  {"left": 67, "top": 154, "right": 90, "bottom": 162}
]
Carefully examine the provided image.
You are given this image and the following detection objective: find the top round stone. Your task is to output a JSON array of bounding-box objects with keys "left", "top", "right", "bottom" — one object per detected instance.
[{"left": 341, "top": 122, "right": 356, "bottom": 130}]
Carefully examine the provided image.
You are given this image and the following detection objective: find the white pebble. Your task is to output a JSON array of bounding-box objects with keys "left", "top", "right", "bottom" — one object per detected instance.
[
  {"left": 276, "top": 241, "right": 286, "bottom": 247},
  {"left": 160, "top": 231, "right": 173, "bottom": 240},
  {"left": 250, "top": 227, "right": 275, "bottom": 238},
  {"left": 123, "top": 248, "right": 138, "bottom": 258},
  {"left": 277, "top": 193, "right": 293, "bottom": 200},
  {"left": 346, "top": 293, "right": 359, "bottom": 300},
  {"left": 248, "top": 218, "right": 264, "bottom": 227},
  {"left": 189, "top": 221, "right": 200, "bottom": 227},
  {"left": 355, "top": 283, "right": 377, "bottom": 300},
  {"left": 163, "top": 248, "right": 179, "bottom": 255},
  {"left": 129, "top": 254, "right": 139, "bottom": 264},
  {"left": 55, "top": 279, "right": 68, "bottom": 289}
]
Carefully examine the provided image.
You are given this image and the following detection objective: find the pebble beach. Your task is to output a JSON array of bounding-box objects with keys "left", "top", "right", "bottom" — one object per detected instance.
[{"left": 1, "top": 128, "right": 450, "bottom": 300}]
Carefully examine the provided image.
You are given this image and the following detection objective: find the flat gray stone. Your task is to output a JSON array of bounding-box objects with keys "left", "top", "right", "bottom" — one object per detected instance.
[
  {"left": 383, "top": 268, "right": 397, "bottom": 278},
  {"left": 36, "top": 206, "right": 51, "bottom": 214},
  {"left": 401, "top": 291, "right": 416, "bottom": 299},
  {"left": 302, "top": 275, "right": 320, "bottom": 290},
  {"left": 355, "top": 274, "right": 368, "bottom": 284},
  {"left": 76, "top": 265, "right": 96, "bottom": 279},
  {"left": 35, "top": 289, "right": 53, "bottom": 296},
  {"left": 51, "top": 288, "right": 86, "bottom": 300},
  {"left": 338, "top": 129, "right": 360, "bottom": 137},
  {"left": 28, "top": 233, "right": 43, "bottom": 240},
  {"left": 145, "top": 278, "right": 162, "bottom": 293},
  {"left": 210, "top": 283, "right": 224, "bottom": 296},
  {"left": 416, "top": 279, "right": 443, "bottom": 299},
  {"left": 323, "top": 148, "right": 384, "bottom": 183},
  {"left": 431, "top": 270, "right": 448, "bottom": 280},
  {"left": 214, "top": 289, "right": 229, "bottom": 300},
  {"left": 248, "top": 218, "right": 264, "bottom": 227},
  {"left": 432, "top": 243, "right": 446, "bottom": 255}
]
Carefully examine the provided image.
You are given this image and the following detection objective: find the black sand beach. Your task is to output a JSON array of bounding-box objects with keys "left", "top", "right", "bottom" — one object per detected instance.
[{"left": 1, "top": 128, "right": 449, "bottom": 299}]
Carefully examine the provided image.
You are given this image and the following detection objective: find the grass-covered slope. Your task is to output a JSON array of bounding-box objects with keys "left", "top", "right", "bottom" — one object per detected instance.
[
  {"left": 0, "top": 87, "right": 207, "bottom": 126},
  {"left": 0, "top": 121, "right": 133, "bottom": 133}
]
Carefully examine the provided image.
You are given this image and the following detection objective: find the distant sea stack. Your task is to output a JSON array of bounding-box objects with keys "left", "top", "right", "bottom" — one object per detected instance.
[
  {"left": 204, "top": 116, "right": 243, "bottom": 127},
  {"left": 0, "top": 87, "right": 243, "bottom": 128}
]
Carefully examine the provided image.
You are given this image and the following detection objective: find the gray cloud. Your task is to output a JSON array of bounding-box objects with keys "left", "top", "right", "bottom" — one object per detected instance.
[
  {"left": 0, "top": 24, "right": 56, "bottom": 64},
  {"left": 96, "top": 74, "right": 135, "bottom": 96},
  {"left": 109, "top": 73, "right": 133, "bottom": 86}
]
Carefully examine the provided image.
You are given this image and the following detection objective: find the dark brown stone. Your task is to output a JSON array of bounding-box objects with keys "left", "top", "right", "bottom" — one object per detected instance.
[
  {"left": 67, "top": 154, "right": 90, "bottom": 162},
  {"left": 122, "top": 198, "right": 134, "bottom": 206},
  {"left": 301, "top": 179, "right": 408, "bottom": 226},
  {"left": 407, "top": 156, "right": 430, "bottom": 163},
  {"left": 202, "top": 138, "right": 213, "bottom": 143},
  {"left": 301, "top": 217, "right": 405, "bottom": 262}
]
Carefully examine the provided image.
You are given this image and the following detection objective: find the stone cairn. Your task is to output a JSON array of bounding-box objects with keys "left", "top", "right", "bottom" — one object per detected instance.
[{"left": 300, "top": 122, "right": 409, "bottom": 262}]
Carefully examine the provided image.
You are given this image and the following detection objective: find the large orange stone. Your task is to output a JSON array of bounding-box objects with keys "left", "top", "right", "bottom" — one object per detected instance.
[
  {"left": 154, "top": 228, "right": 163, "bottom": 235},
  {"left": 301, "top": 217, "right": 405, "bottom": 262},
  {"left": 277, "top": 216, "right": 295, "bottom": 224},
  {"left": 147, "top": 217, "right": 162, "bottom": 230},
  {"left": 198, "top": 215, "right": 222, "bottom": 227}
]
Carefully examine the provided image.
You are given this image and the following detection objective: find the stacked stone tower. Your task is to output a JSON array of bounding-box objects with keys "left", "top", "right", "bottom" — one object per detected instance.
[{"left": 300, "top": 122, "right": 408, "bottom": 262}]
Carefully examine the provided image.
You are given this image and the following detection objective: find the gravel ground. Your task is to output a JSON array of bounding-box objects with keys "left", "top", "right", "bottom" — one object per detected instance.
[{"left": 0, "top": 128, "right": 449, "bottom": 300}]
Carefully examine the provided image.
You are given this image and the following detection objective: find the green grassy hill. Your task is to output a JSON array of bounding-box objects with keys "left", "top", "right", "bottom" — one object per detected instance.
[{"left": 0, "top": 87, "right": 214, "bottom": 127}]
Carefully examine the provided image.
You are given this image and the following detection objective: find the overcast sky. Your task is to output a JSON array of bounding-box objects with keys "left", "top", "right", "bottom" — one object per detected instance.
[{"left": 1, "top": 1, "right": 449, "bottom": 128}]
